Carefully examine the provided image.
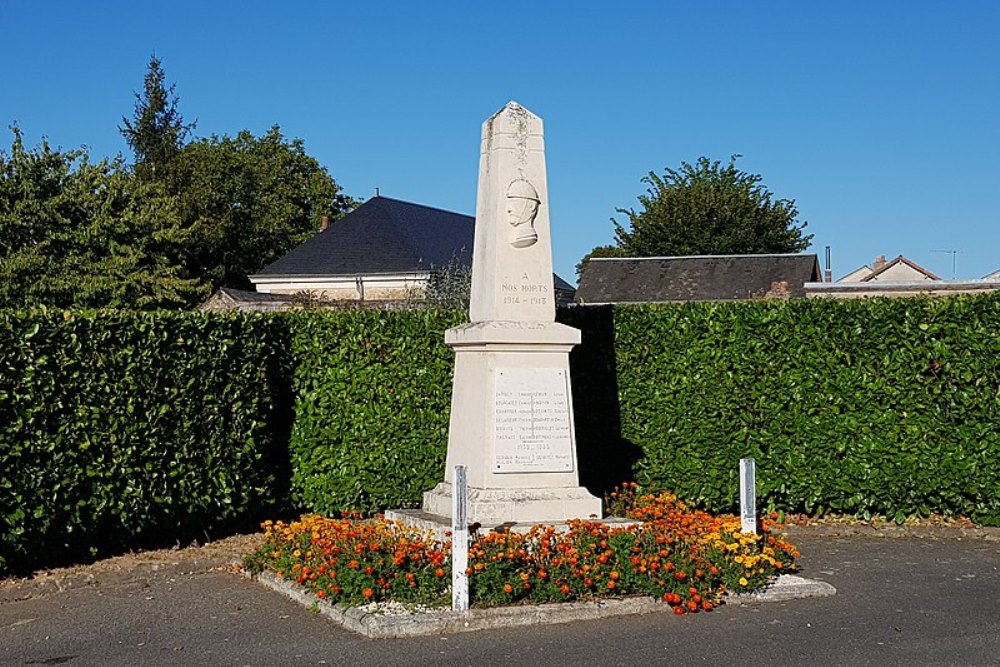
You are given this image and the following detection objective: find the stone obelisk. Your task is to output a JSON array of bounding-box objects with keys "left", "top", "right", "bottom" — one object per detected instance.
[{"left": 421, "top": 101, "right": 602, "bottom": 524}]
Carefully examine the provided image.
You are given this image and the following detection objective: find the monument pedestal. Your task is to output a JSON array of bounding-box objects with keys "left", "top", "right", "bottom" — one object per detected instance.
[
  {"left": 420, "top": 320, "right": 602, "bottom": 525},
  {"left": 392, "top": 102, "right": 602, "bottom": 531}
]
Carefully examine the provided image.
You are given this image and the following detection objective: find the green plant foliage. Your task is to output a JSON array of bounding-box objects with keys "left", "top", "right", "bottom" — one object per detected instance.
[
  {"left": 0, "top": 309, "right": 290, "bottom": 573},
  {"left": 0, "top": 128, "right": 206, "bottom": 309},
  {"left": 614, "top": 156, "right": 812, "bottom": 257},
  {"left": 284, "top": 309, "right": 465, "bottom": 514},
  {"left": 3, "top": 294, "right": 998, "bottom": 574},
  {"left": 611, "top": 294, "right": 1000, "bottom": 522},
  {"left": 120, "top": 55, "right": 196, "bottom": 174},
  {"left": 579, "top": 155, "right": 812, "bottom": 275},
  {"left": 164, "top": 127, "right": 355, "bottom": 292}
]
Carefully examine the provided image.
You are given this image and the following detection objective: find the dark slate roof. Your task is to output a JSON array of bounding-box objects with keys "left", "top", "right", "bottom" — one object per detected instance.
[
  {"left": 256, "top": 196, "right": 575, "bottom": 293},
  {"left": 575, "top": 254, "right": 821, "bottom": 304},
  {"left": 259, "top": 197, "right": 474, "bottom": 276}
]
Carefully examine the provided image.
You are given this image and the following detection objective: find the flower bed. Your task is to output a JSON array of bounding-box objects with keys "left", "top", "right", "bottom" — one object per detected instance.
[{"left": 242, "top": 487, "right": 798, "bottom": 616}]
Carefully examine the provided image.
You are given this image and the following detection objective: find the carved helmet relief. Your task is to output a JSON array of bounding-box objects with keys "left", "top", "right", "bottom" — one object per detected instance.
[{"left": 505, "top": 177, "right": 540, "bottom": 248}]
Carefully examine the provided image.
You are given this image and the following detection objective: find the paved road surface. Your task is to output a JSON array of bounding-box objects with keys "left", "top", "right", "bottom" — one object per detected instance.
[{"left": 2, "top": 531, "right": 999, "bottom": 666}]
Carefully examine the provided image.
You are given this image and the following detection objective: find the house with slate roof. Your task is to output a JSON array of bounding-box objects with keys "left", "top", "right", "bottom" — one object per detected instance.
[
  {"left": 574, "top": 254, "right": 821, "bottom": 304},
  {"left": 241, "top": 196, "right": 575, "bottom": 305}
]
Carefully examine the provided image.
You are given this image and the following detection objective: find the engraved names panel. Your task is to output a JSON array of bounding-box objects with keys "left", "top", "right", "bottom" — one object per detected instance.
[{"left": 493, "top": 368, "right": 574, "bottom": 473}]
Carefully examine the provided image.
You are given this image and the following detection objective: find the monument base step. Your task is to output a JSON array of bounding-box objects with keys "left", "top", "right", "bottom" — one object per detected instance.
[
  {"left": 416, "top": 482, "right": 603, "bottom": 527},
  {"left": 385, "top": 508, "right": 637, "bottom": 542}
]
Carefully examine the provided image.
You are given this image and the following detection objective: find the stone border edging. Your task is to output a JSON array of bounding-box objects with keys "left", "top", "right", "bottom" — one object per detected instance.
[{"left": 246, "top": 570, "right": 836, "bottom": 638}]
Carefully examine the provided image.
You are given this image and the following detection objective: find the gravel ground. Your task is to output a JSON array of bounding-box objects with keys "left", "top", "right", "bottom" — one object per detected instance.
[{"left": 0, "top": 533, "right": 263, "bottom": 604}]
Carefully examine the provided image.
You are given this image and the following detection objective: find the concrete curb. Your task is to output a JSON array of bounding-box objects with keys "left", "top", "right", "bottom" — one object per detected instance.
[
  {"left": 247, "top": 571, "right": 837, "bottom": 638},
  {"left": 727, "top": 574, "right": 837, "bottom": 604}
]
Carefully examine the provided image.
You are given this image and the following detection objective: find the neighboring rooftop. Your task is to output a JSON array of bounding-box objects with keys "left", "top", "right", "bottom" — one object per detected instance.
[
  {"left": 251, "top": 195, "right": 574, "bottom": 294},
  {"left": 838, "top": 255, "right": 941, "bottom": 283},
  {"left": 257, "top": 196, "right": 475, "bottom": 277},
  {"left": 198, "top": 287, "right": 303, "bottom": 312},
  {"left": 575, "top": 254, "right": 821, "bottom": 304}
]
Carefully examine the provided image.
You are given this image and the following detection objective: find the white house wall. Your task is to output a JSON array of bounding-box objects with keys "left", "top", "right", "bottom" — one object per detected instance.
[{"left": 250, "top": 273, "right": 430, "bottom": 301}]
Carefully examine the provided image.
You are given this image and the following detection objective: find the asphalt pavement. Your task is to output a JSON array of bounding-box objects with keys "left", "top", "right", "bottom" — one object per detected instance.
[{"left": 2, "top": 527, "right": 999, "bottom": 667}]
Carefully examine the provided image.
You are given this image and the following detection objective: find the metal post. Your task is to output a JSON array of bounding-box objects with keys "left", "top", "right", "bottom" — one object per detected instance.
[
  {"left": 451, "top": 465, "right": 469, "bottom": 612},
  {"left": 740, "top": 458, "right": 757, "bottom": 534}
]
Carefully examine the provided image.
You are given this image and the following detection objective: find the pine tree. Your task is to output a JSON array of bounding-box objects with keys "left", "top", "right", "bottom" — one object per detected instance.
[{"left": 119, "top": 56, "right": 195, "bottom": 176}]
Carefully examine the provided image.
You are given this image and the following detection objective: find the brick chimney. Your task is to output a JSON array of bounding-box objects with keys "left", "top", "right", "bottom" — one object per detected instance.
[
  {"left": 874, "top": 255, "right": 887, "bottom": 270},
  {"left": 319, "top": 215, "right": 330, "bottom": 232}
]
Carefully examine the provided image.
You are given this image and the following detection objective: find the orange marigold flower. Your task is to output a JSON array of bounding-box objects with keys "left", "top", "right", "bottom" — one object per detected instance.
[
  {"left": 362, "top": 587, "right": 374, "bottom": 599},
  {"left": 503, "top": 583, "right": 514, "bottom": 594},
  {"left": 673, "top": 606, "right": 686, "bottom": 616},
  {"left": 435, "top": 568, "right": 445, "bottom": 578}
]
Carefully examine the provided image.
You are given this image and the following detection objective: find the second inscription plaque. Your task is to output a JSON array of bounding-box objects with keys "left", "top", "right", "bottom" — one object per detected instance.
[{"left": 493, "top": 367, "right": 574, "bottom": 473}]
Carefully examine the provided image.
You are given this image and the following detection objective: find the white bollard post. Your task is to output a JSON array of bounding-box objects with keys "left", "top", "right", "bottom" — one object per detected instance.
[
  {"left": 451, "top": 465, "right": 469, "bottom": 612},
  {"left": 740, "top": 458, "right": 757, "bottom": 535}
]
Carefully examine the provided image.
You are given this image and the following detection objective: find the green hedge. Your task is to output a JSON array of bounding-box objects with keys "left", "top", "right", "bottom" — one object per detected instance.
[
  {"left": 3, "top": 294, "right": 998, "bottom": 574},
  {"left": 614, "top": 295, "right": 1000, "bottom": 523},
  {"left": 0, "top": 310, "right": 290, "bottom": 573},
  {"left": 285, "top": 309, "right": 464, "bottom": 513}
]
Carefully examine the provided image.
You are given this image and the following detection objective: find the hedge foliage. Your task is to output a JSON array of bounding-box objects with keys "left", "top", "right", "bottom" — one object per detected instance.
[
  {"left": 285, "top": 309, "right": 464, "bottom": 513},
  {"left": 0, "top": 310, "right": 290, "bottom": 573},
  {"left": 2, "top": 294, "right": 998, "bottom": 574},
  {"left": 614, "top": 295, "right": 1000, "bottom": 524}
]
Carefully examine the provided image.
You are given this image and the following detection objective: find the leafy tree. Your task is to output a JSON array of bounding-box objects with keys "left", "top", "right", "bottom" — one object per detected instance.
[
  {"left": 0, "top": 127, "right": 205, "bottom": 309},
  {"left": 1, "top": 57, "right": 354, "bottom": 309},
  {"left": 580, "top": 156, "right": 811, "bottom": 274},
  {"left": 119, "top": 56, "right": 195, "bottom": 175},
  {"left": 164, "top": 126, "right": 354, "bottom": 290}
]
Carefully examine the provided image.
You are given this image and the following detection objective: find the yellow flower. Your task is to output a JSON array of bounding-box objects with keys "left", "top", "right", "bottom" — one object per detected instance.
[{"left": 739, "top": 577, "right": 749, "bottom": 587}]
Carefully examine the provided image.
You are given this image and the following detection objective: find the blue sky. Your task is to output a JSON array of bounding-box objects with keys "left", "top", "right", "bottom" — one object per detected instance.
[{"left": 4, "top": 1, "right": 998, "bottom": 283}]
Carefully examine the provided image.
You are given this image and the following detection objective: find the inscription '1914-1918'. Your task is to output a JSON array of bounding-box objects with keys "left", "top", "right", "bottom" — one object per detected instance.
[
  {"left": 493, "top": 367, "right": 574, "bottom": 473},
  {"left": 499, "top": 280, "right": 549, "bottom": 306}
]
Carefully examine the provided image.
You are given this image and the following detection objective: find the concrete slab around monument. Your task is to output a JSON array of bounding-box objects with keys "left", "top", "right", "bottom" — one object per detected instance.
[
  {"left": 248, "top": 568, "right": 836, "bottom": 639},
  {"left": 418, "top": 484, "right": 604, "bottom": 527},
  {"left": 385, "top": 508, "right": 638, "bottom": 541}
]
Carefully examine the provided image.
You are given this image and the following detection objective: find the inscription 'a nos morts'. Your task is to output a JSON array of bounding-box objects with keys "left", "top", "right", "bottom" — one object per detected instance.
[
  {"left": 499, "top": 277, "right": 550, "bottom": 306},
  {"left": 493, "top": 368, "right": 573, "bottom": 473}
]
